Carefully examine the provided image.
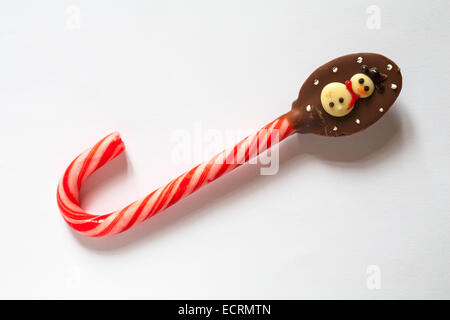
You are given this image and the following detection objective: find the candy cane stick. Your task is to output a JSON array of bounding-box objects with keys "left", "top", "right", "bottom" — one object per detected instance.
[{"left": 57, "top": 116, "right": 293, "bottom": 237}]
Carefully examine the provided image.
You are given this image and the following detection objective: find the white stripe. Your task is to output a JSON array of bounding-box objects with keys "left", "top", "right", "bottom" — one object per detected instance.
[
  {"left": 65, "top": 151, "right": 90, "bottom": 202},
  {"left": 157, "top": 171, "right": 189, "bottom": 212},
  {"left": 79, "top": 134, "right": 118, "bottom": 185},
  {"left": 182, "top": 163, "right": 207, "bottom": 197},
  {"left": 82, "top": 206, "right": 126, "bottom": 237},
  {"left": 133, "top": 190, "right": 162, "bottom": 225},
  {"left": 58, "top": 180, "right": 85, "bottom": 214},
  {"left": 108, "top": 201, "right": 142, "bottom": 235}
]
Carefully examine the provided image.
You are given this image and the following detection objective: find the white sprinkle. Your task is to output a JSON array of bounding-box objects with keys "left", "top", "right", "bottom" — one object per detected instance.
[
  {"left": 357, "top": 57, "right": 363, "bottom": 63},
  {"left": 355, "top": 119, "right": 360, "bottom": 124},
  {"left": 379, "top": 107, "right": 384, "bottom": 112},
  {"left": 391, "top": 83, "right": 398, "bottom": 90},
  {"left": 387, "top": 64, "right": 393, "bottom": 71},
  {"left": 333, "top": 126, "right": 338, "bottom": 131},
  {"left": 332, "top": 66, "right": 338, "bottom": 73},
  {"left": 313, "top": 79, "right": 319, "bottom": 85},
  {"left": 306, "top": 105, "right": 312, "bottom": 112}
]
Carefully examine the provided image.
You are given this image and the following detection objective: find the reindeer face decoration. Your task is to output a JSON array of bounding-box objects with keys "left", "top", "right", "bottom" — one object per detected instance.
[{"left": 320, "top": 65, "right": 386, "bottom": 118}]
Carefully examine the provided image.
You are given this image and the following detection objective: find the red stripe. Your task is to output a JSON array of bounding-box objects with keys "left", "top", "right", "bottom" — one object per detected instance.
[
  {"left": 57, "top": 192, "right": 93, "bottom": 219},
  {"left": 95, "top": 137, "right": 124, "bottom": 171},
  {"left": 165, "top": 167, "right": 197, "bottom": 207},
  {"left": 121, "top": 193, "right": 155, "bottom": 232},
  {"left": 211, "top": 162, "right": 230, "bottom": 181},
  {"left": 191, "top": 162, "right": 215, "bottom": 193},
  {"left": 151, "top": 179, "right": 179, "bottom": 215},
  {"left": 95, "top": 204, "right": 132, "bottom": 237},
  {"left": 144, "top": 182, "right": 173, "bottom": 220},
  {"left": 64, "top": 219, "right": 104, "bottom": 233},
  {"left": 62, "top": 211, "right": 112, "bottom": 233},
  {"left": 62, "top": 158, "right": 80, "bottom": 206},
  {"left": 77, "top": 135, "right": 109, "bottom": 190},
  {"left": 266, "top": 121, "right": 281, "bottom": 149},
  {"left": 244, "top": 133, "right": 258, "bottom": 163}
]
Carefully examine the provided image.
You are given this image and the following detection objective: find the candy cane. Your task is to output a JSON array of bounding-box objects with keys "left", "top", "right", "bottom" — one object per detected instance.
[
  {"left": 57, "top": 52, "right": 402, "bottom": 237},
  {"left": 57, "top": 116, "right": 293, "bottom": 237}
]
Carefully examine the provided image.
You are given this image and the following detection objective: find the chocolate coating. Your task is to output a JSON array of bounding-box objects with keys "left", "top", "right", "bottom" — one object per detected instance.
[{"left": 287, "top": 53, "right": 402, "bottom": 137}]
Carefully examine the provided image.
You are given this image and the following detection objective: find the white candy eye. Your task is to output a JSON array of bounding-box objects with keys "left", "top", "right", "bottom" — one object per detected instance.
[
  {"left": 350, "top": 73, "right": 374, "bottom": 98},
  {"left": 320, "top": 82, "right": 353, "bottom": 117}
]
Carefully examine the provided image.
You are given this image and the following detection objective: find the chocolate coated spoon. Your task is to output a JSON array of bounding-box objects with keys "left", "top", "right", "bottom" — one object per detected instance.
[{"left": 57, "top": 52, "right": 402, "bottom": 237}]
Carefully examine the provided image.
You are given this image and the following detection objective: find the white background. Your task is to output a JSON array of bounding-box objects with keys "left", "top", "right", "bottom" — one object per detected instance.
[{"left": 1, "top": 0, "right": 449, "bottom": 299}]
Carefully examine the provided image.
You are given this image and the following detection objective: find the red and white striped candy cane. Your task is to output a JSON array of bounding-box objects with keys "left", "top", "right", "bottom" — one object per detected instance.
[{"left": 57, "top": 116, "right": 293, "bottom": 237}]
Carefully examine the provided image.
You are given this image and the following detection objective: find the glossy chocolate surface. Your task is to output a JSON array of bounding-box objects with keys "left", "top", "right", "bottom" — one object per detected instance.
[{"left": 287, "top": 53, "right": 402, "bottom": 136}]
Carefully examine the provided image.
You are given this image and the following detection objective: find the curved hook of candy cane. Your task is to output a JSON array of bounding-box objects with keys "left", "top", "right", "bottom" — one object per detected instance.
[{"left": 57, "top": 116, "right": 294, "bottom": 237}]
